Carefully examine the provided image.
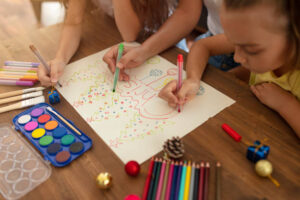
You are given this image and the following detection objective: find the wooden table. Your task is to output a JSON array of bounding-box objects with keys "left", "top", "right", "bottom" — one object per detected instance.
[{"left": 0, "top": 9, "right": 299, "bottom": 200}]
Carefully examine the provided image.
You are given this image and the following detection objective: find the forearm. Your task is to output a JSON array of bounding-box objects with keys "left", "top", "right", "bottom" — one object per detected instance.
[
  {"left": 55, "top": 24, "right": 82, "bottom": 63},
  {"left": 112, "top": 0, "right": 142, "bottom": 42},
  {"left": 141, "top": 0, "right": 201, "bottom": 59},
  {"left": 186, "top": 34, "right": 235, "bottom": 81},
  {"left": 278, "top": 97, "right": 300, "bottom": 138},
  {"left": 55, "top": 0, "right": 86, "bottom": 63},
  {"left": 186, "top": 40, "right": 210, "bottom": 81}
]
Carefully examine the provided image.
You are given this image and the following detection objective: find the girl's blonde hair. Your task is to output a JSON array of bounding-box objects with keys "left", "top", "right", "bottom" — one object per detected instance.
[{"left": 224, "top": 0, "right": 300, "bottom": 69}]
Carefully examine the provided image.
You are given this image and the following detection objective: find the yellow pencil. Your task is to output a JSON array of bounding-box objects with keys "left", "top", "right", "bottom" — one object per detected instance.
[{"left": 183, "top": 161, "right": 192, "bottom": 200}]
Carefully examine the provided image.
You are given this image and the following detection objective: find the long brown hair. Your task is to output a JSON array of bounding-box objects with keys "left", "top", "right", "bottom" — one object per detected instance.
[
  {"left": 224, "top": 0, "right": 300, "bottom": 69},
  {"left": 131, "top": 0, "right": 176, "bottom": 35}
]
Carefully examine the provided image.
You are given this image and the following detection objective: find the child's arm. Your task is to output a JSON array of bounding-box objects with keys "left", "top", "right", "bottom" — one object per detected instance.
[
  {"left": 103, "top": 0, "right": 202, "bottom": 79},
  {"left": 251, "top": 83, "right": 300, "bottom": 138},
  {"left": 38, "top": 0, "right": 86, "bottom": 86},
  {"left": 159, "top": 34, "right": 235, "bottom": 107},
  {"left": 112, "top": 0, "right": 142, "bottom": 42}
]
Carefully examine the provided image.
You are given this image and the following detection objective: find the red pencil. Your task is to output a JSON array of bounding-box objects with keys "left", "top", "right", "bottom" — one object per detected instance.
[
  {"left": 198, "top": 162, "right": 205, "bottom": 200},
  {"left": 142, "top": 157, "right": 155, "bottom": 200},
  {"left": 177, "top": 54, "right": 183, "bottom": 113},
  {"left": 203, "top": 162, "right": 210, "bottom": 200}
]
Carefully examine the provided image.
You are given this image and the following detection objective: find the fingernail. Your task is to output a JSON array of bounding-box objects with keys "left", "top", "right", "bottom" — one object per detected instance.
[{"left": 117, "top": 63, "right": 123, "bottom": 69}]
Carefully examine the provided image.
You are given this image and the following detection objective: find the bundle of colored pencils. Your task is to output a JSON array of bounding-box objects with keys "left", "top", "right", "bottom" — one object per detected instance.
[
  {"left": 142, "top": 158, "right": 211, "bottom": 200},
  {"left": 0, "top": 61, "right": 40, "bottom": 86}
]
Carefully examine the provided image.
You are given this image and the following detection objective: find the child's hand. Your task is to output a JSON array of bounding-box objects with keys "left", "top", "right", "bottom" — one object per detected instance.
[
  {"left": 37, "top": 59, "right": 66, "bottom": 87},
  {"left": 159, "top": 79, "right": 200, "bottom": 108},
  {"left": 250, "top": 82, "right": 294, "bottom": 111},
  {"left": 103, "top": 45, "right": 148, "bottom": 81}
]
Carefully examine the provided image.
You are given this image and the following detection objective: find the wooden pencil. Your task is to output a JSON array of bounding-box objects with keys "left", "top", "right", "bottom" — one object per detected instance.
[
  {"left": 151, "top": 158, "right": 162, "bottom": 200},
  {"left": 155, "top": 160, "right": 166, "bottom": 200},
  {"left": 179, "top": 161, "right": 187, "bottom": 200},
  {"left": 165, "top": 161, "right": 174, "bottom": 200},
  {"left": 193, "top": 164, "right": 200, "bottom": 200},
  {"left": 147, "top": 158, "right": 159, "bottom": 200},
  {"left": 198, "top": 162, "right": 205, "bottom": 200},
  {"left": 170, "top": 161, "right": 179, "bottom": 199},
  {"left": 188, "top": 162, "right": 196, "bottom": 200},
  {"left": 203, "top": 162, "right": 210, "bottom": 200},
  {"left": 184, "top": 161, "right": 192, "bottom": 200},
  {"left": 216, "top": 162, "right": 221, "bottom": 200},
  {"left": 160, "top": 160, "right": 170, "bottom": 200},
  {"left": 142, "top": 157, "right": 155, "bottom": 200},
  {"left": 175, "top": 161, "right": 183, "bottom": 200}
]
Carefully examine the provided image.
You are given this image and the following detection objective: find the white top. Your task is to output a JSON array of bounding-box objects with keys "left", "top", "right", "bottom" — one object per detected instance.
[
  {"left": 204, "top": 0, "right": 223, "bottom": 35},
  {"left": 92, "top": 0, "right": 114, "bottom": 17}
]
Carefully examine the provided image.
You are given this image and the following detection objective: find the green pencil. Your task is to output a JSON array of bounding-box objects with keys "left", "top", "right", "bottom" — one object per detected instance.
[
  {"left": 179, "top": 161, "right": 187, "bottom": 200},
  {"left": 112, "top": 43, "right": 124, "bottom": 92}
]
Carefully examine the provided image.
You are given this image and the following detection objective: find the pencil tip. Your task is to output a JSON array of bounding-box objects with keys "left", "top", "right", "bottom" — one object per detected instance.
[
  {"left": 216, "top": 162, "right": 221, "bottom": 167},
  {"left": 29, "top": 45, "right": 36, "bottom": 51}
]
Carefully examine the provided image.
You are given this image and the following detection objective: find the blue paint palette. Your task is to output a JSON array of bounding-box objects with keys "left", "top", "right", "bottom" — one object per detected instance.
[{"left": 13, "top": 103, "right": 92, "bottom": 167}]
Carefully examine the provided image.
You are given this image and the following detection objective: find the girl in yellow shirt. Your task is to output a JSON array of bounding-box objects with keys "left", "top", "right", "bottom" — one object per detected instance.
[{"left": 159, "top": 0, "right": 300, "bottom": 138}]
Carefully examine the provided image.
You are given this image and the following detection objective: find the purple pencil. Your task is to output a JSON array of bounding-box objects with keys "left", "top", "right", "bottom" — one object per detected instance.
[
  {"left": 165, "top": 160, "right": 174, "bottom": 200},
  {"left": 155, "top": 160, "right": 166, "bottom": 200}
]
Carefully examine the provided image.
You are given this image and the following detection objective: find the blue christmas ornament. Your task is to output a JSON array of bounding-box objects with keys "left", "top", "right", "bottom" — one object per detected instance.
[
  {"left": 48, "top": 90, "right": 60, "bottom": 104},
  {"left": 246, "top": 140, "right": 270, "bottom": 163}
]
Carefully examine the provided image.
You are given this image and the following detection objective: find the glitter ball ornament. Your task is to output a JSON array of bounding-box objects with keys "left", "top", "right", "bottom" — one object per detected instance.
[
  {"left": 255, "top": 160, "right": 280, "bottom": 187},
  {"left": 96, "top": 172, "right": 113, "bottom": 189},
  {"left": 125, "top": 161, "right": 140, "bottom": 176}
]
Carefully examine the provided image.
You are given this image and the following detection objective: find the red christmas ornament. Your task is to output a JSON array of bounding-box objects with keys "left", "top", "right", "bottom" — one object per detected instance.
[
  {"left": 124, "top": 194, "right": 140, "bottom": 200},
  {"left": 125, "top": 161, "right": 140, "bottom": 176}
]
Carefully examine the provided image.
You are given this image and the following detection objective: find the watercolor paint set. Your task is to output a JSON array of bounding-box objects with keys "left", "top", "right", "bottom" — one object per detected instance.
[{"left": 12, "top": 103, "right": 93, "bottom": 167}]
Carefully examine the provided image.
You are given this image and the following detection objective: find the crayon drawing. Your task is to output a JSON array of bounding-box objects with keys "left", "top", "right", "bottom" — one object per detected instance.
[{"left": 57, "top": 47, "right": 235, "bottom": 163}]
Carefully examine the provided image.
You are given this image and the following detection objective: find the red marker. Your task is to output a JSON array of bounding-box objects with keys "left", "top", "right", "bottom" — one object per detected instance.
[
  {"left": 221, "top": 123, "right": 242, "bottom": 142},
  {"left": 177, "top": 54, "right": 183, "bottom": 113}
]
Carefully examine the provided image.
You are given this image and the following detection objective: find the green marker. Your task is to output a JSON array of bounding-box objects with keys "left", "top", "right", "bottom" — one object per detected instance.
[{"left": 112, "top": 43, "right": 124, "bottom": 92}]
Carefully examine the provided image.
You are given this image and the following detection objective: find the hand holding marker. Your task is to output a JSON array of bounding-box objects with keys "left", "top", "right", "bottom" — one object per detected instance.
[{"left": 112, "top": 43, "right": 124, "bottom": 92}]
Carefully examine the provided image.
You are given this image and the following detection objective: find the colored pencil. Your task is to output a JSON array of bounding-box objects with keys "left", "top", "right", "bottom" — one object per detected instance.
[
  {"left": 160, "top": 160, "right": 170, "bottom": 200},
  {"left": 29, "top": 45, "right": 62, "bottom": 87},
  {"left": 203, "top": 162, "right": 210, "bottom": 200},
  {"left": 0, "top": 79, "right": 34, "bottom": 86},
  {"left": 198, "top": 162, "right": 205, "bottom": 200},
  {"left": 170, "top": 161, "right": 179, "bottom": 200},
  {"left": 155, "top": 160, "right": 166, "bottom": 200},
  {"left": 165, "top": 161, "right": 174, "bottom": 200},
  {"left": 152, "top": 159, "right": 162, "bottom": 200},
  {"left": 142, "top": 157, "right": 155, "bottom": 200},
  {"left": 147, "top": 158, "right": 159, "bottom": 200},
  {"left": 216, "top": 162, "right": 221, "bottom": 200},
  {"left": 188, "top": 162, "right": 196, "bottom": 200},
  {"left": 193, "top": 164, "right": 200, "bottom": 200},
  {"left": 112, "top": 43, "right": 124, "bottom": 92},
  {"left": 179, "top": 162, "right": 187, "bottom": 200},
  {"left": 177, "top": 54, "right": 183, "bottom": 112},
  {"left": 184, "top": 161, "right": 192, "bottom": 200},
  {"left": 175, "top": 161, "right": 183, "bottom": 200},
  {"left": 4, "top": 61, "right": 39, "bottom": 67}
]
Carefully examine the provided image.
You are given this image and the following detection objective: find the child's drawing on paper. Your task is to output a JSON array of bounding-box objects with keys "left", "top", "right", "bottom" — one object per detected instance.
[{"left": 57, "top": 48, "right": 234, "bottom": 163}]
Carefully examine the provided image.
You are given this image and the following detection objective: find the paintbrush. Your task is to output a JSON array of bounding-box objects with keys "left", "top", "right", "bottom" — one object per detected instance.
[
  {"left": 0, "top": 87, "right": 45, "bottom": 99},
  {"left": 0, "top": 91, "right": 43, "bottom": 105},
  {"left": 0, "top": 96, "right": 45, "bottom": 113},
  {"left": 29, "top": 45, "right": 62, "bottom": 87},
  {"left": 46, "top": 106, "right": 82, "bottom": 136}
]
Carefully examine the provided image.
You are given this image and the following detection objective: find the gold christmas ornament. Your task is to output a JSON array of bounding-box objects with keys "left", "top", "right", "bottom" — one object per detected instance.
[
  {"left": 96, "top": 172, "right": 113, "bottom": 189},
  {"left": 255, "top": 160, "right": 280, "bottom": 187}
]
